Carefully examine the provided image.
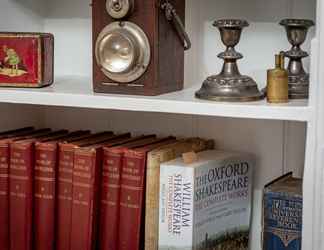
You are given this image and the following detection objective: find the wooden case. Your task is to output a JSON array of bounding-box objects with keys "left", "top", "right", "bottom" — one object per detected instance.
[
  {"left": 0, "top": 33, "right": 54, "bottom": 88},
  {"left": 92, "top": 0, "right": 186, "bottom": 96}
]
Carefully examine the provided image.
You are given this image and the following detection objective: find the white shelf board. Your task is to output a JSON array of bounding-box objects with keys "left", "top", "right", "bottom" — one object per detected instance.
[{"left": 0, "top": 76, "right": 311, "bottom": 122}]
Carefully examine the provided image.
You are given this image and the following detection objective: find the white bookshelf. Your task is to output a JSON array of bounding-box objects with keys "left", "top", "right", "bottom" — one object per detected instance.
[
  {"left": 0, "top": 76, "right": 311, "bottom": 121},
  {"left": 0, "top": 0, "right": 323, "bottom": 250}
]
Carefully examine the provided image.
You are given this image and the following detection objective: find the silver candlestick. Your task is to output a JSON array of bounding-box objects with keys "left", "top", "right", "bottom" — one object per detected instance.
[
  {"left": 280, "top": 19, "right": 315, "bottom": 99},
  {"left": 196, "top": 19, "right": 263, "bottom": 102}
]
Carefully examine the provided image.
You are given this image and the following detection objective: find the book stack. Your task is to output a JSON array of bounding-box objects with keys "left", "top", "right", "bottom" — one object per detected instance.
[{"left": 0, "top": 127, "right": 220, "bottom": 250}]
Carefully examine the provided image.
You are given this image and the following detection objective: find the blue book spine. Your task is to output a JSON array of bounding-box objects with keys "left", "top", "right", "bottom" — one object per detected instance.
[{"left": 263, "top": 192, "right": 302, "bottom": 250}]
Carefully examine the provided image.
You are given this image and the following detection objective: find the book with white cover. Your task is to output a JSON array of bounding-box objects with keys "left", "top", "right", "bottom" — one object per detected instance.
[{"left": 158, "top": 150, "right": 254, "bottom": 250}]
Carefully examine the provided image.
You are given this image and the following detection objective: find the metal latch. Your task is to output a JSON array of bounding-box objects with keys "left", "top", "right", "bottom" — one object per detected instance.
[{"left": 160, "top": 0, "right": 192, "bottom": 51}]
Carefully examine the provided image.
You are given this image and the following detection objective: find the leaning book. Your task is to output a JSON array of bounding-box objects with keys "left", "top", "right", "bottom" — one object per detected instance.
[{"left": 159, "top": 150, "right": 254, "bottom": 250}]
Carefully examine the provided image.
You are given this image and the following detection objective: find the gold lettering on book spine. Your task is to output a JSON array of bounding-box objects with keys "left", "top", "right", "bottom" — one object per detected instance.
[
  {"left": 73, "top": 200, "right": 89, "bottom": 206},
  {"left": 58, "top": 178, "right": 72, "bottom": 183},
  {"left": 120, "top": 202, "right": 139, "bottom": 209},
  {"left": 9, "top": 175, "right": 28, "bottom": 180},
  {"left": 12, "top": 152, "right": 22, "bottom": 158},
  {"left": 74, "top": 164, "right": 90, "bottom": 171},
  {"left": 123, "top": 167, "right": 139, "bottom": 174},
  {"left": 10, "top": 192, "right": 26, "bottom": 198},
  {"left": 0, "top": 163, "right": 8, "bottom": 169},
  {"left": 121, "top": 184, "right": 142, "bottom": 191},
  {"left": 11, "top": 158, "right": 26, "bottom": 164},
  {"left": 35, "top": 159, "right": 52, "bottom": 166},
  {"left": 10, "top": 165, "right": 27, "bottom": 171},
  {"left": 58, "top": 195, "right": 72, "bottom": 201},
  {"left": 35, "top": 193, "right": 54, "bottom": 199},
  {"left": 35, "top": 166, "right": 53, "bottom": 172},
  {"left": 101, "top": 200, "right": 117, "bottom": 205},
  {"left": 102, "top": 183, "right": 120, "bottom": 189},
  {"left": 122, "top": 174, "right": 141, "bottom": 181},
  {"left": 127, "top": 161, "right": 135, "bottom": 167},
  {"left": 103, "top": 172, "right": 119, "bottom": 179},
  {"left": 73, "top": 182, "right": 91, "bottom": 188},
  {"left": 74, "top": 171, "right": 91, "bottom": 178},
  {"left": 59, "top": 168, "right": 73, "bottom": 174},
  {"left": 59, "top": 160, "right": 72, "bottom": 167},
  {"left": 35, "top": 176, "right": 54, "bottom": 182}
]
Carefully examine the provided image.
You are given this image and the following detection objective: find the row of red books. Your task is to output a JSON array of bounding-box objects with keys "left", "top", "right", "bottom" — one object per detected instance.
[{"left": 0, "top": 126, "right": 212, "bottom": 250}]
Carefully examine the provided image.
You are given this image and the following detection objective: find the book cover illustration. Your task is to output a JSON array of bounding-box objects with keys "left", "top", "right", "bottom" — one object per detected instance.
[
  {"left": 159, "top": 150, "right": 254, "bottom": 250},
  {"left": 263, "top": 173, "right": 302, "bottom": 250}
]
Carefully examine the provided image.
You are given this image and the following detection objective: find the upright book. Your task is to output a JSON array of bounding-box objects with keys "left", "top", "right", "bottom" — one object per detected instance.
[
  {"left": 33, "top": 131, "right": 90, "bottom": 250},
  {"left": 0, "top": 127, "right": 35, "bottom": 250},
  {"left": 262, "top": 173, "right": 302, "bottom": 250},
  {"left": 56, "top": 131, "right": 114, "bottom": 250},
  {"left": 118, "top": 137, "right": 177, "bottom": 250},
  {"left": 3, "top": 128, "right": 52, "bottom": 250},
  {"left": 9, "top": 130, "right": 68, "bottom": 250},
  {"left": 159, "top": 150, "right": 254, "bottom": 250},
  {"left": 145, "top": 138, "right": 214, "bottom": 250},
  {"left": 70, "top": 133, "right": 132, "bottom": 250},
  {"left": 99, "top": 135, "right": 159, "bottom": 250}
]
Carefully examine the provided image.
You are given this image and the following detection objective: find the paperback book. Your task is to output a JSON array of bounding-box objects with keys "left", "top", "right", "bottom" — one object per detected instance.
[{"left": 159, "top": 150, "right": 254, "bottom": 250}]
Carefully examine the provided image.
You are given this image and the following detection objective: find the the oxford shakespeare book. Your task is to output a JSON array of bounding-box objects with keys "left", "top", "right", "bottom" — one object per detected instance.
[{"left": 159, "top": 150, "right": 254, "bottom": 250}]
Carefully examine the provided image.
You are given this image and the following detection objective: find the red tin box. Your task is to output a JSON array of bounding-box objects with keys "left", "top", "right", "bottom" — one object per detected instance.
[{"left": 0, "top": 33, "right": 54, "bottom": 88}]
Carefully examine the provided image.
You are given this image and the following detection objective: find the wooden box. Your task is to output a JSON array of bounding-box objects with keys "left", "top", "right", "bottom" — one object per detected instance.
[
  {"left": 0, "top": 33, "right": 54, "bottom": 88},
  {"left": 92, "top": 0, "right": 186, "bottom": 96}
]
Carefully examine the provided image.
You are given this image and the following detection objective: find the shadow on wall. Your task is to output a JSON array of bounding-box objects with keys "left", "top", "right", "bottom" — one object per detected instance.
[
  {"left": 13, "top": 0, "right": 46, "bottom": 17},
  {"left": 14, "top": 0, "right": 91, "bottom": 19}
]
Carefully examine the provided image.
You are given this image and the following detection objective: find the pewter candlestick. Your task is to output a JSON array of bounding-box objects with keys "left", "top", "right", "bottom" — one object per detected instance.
[
  {"left": 280, "top": 19, "right": 315, "bottom": 99},
  {"left": 196, "top": 19, "right": 263, "bottom": 102}
]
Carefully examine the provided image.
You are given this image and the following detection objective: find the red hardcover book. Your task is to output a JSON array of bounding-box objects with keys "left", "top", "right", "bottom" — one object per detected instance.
[
  {"left": 118, "top": 138, "right": 177, "bottom": 250},
  {"left": 1, "top": 129, "right": 54, "bottom": 250},
  {"left": 70, "top": 145, "right": 104, "bottom": 250},
  {"left": 56, "top": 131, "right": 116, "bottom": 250},
  {"left": 9, "top": 130, "right": 68, "bottom": 250},
  {"left": 33, "top": 131, "right": 90, "bottom": 250},
  {"left": 0, "top": 141, "right": 10, "bottom": 250},
  {"left": 0, "top": 127, "right": 36, "bottom": 250},
  {"left": 99, "top": 135, "right": 164, "bottom": 250},
  {"left": 70, "top": 133, "right": 133, "bottom": 250}
]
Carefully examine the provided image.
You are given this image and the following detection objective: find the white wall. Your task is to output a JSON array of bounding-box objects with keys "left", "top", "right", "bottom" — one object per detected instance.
[
  {"left": 0, "top": 0, "right": 44, "bottom": 31},
  {"left": 41, "top": 0, "right": 316, "bottom": 89}
]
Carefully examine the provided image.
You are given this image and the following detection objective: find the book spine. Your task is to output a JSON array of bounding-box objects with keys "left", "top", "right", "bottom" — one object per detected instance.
[
  {"left": 144, "top": 152, "right": 164, "bottom": 250},
  {"left": 9, "top": 142, "right": 34, "bottom": 250},
  {"left": 263, "top": 192, "right": 302, "bottom": 250},
  {"left": 0, "top": 142, "right": 10, "bottom": 250},
  {"left": 118, "top": 150, "right": 147, "bottom": 250},
  {"left": 34, "top": 143, "right": 57, "bottom": 250},
  {"left": 158, "top": 165, "right": 194, "bottom": 250},
  {"left": 99, "top": 148, "right": 124, "bottom": 250},
  {"left": 57, "top": 145, "right": 75, "bottom": 250},
  {"left": 70, "top": 148, "right": 102, "bottom": 250}
]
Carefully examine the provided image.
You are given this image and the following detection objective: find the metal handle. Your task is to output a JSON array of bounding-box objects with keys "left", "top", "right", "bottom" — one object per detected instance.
[{"left": 160, "top": 0, "right": 191, "bottom": 51}]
